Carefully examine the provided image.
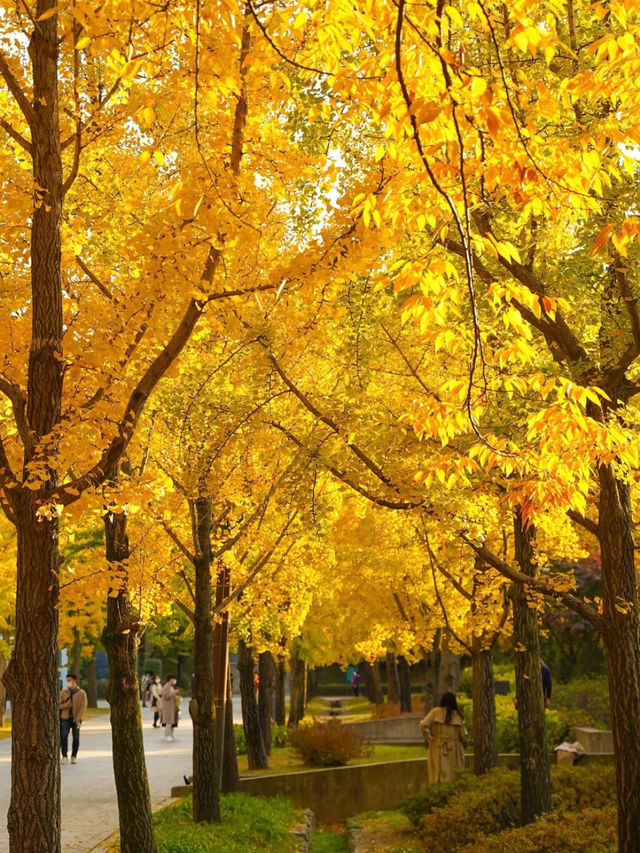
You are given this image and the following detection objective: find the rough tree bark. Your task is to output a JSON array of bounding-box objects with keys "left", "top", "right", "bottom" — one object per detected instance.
[
  {"left": 212, "top": 561, "right": 230, "bottom": 796},
  {"left": 189, "top": 496, "right": 219, "bottom": 823},
  {"left": 102, "top": 507, "right": 157, "bottom": 853},
  {"left": 398, "top": 655, "right": 413, "bottom": 712},
  {"left": 1, "top": 2, "right": 65, "bottom": 849},
  {"left": 221, "top": 669, "right": 240, "bottom": 793},
  {"left": 471, "top": 643, "right": 498, "bottom": 775},
  {"left": 86, "top": 658, "right": 98, "bottom": 709},
  {"left": 258, "top": 651, "right": 276, "bottom": 755},
  {"left": 437, "top": 631, "right": 460, "bottom": 698},
  {"left": 597, "top": 465, "right": 640, "bottom": 852},
  {"left": 238, "top": 638, "right": 267, "bottom": 768},
  {"left": 274, "top": 653, "right": 286, "bottom": 726},
  {"left": 424, "top": 635, "right": 441, "bottom": 713},
  {"left": 288, "top": 648, "right": 307, "bottom": 727},
  {"left": 512, "top": 509, "right": 551, "bottom": 824},
  {"left": 364, "top": 660, "right": 384, "bottom": 704},
  {"left": 386, "top": 653, "right": 400, "bottom": 705}
]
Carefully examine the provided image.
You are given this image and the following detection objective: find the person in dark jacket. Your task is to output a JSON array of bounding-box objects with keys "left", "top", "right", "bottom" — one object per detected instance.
[{"left": 541, "top": 661, "right": 552, "bottom": 708}]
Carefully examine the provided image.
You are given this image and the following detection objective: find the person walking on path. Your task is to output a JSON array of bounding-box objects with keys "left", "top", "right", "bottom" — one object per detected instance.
[
  {"left": 59, "top": 673, "right": 88, "bottom": 765},
  {"left": 541, "top": 660, "right": 552, "bottom": 708},
  {"left": 161, "top": 676, "right": 179, "bottom": 741},
  {"left": 420, "top": 692, "right": 467, "bottom": 784},
  {"left": 150, "top": 674, "right": 162, "bottom": 728}
]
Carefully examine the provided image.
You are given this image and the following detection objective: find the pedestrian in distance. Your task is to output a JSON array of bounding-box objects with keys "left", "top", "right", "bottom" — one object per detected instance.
[
  {"left": 420, "top": 692, "right": 467, "bottom": 784},
  {"left": 140, "top": 670, "right": 152, "bottom": 707},
  {"left": 351, "top": 670, "right": 361, "bottom": 697},
  {"left": 541, "top": 660, "right": 552, "bottom": 708},
  {"left": 59, "top": 673, "right": 88, "bottom": 765},
  {"left": 160, "top": 675, "right": 179, "bottom": 741},
  {"left": 150, "top": 674, "right": 162, "bottom": 728}
]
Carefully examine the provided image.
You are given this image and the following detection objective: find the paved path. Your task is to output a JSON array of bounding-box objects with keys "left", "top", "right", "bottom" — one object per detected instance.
[{"left": 0, "top": 698, "right": 241, "bottom": 853}]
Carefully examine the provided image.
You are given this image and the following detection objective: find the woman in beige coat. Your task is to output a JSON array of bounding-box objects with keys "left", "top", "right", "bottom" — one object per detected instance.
[{"left": 420, "top": 692, "right": 467, "bottom": 784}]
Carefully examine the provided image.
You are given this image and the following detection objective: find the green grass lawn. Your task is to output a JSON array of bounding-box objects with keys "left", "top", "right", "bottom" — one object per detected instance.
[
  {"left": 0, "top": 722, "right": 9, "bottom": 740},
  {"left": 151, "top": 794, "right": 302, "bottom": 853}
]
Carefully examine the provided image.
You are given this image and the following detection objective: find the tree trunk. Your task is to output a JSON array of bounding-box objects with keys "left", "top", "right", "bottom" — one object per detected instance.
[
  {"left": 365, "top": 660, "right": 384, "bottom": 704},
  {"left": 274, "top": 653, "right": 286, "bottom": 726},
  {"left": 424, "top": 635, "right": 441, "bottom": 712},
  {"left": 189, "top": 496, "right": 219, "bottom": 823},
  {"left": 437, "top": 632, "right": 460, "bottom": 697},
  {"left": 238, "top": 638, "right": 267, "bottom": 768},
  {"left": 258, "top": 651, "right": 276, "bottom": 755},
  {"left": 398, "top": 655, "right": 412, "bottom": 712},
  {"left": 386, "top": 653, "right": 400, "bottom": 705},
  {"left": 4, "top": 501, "right": 62, "bottom": 853},
  {"left": 0, "top": 648, "right": 7, "bottom": 728},
  {"left": 86, "top": 657, "right": 98, "bottom": 709},
  {"left": 288, "top": 648, "right": 307, "bottom": 727},
  {"left": 306, "top": 666, "right": 319, "bottom": 700},
  {"left": 221, "top": 669, "right": 240, "bottom": 793},
  {"left": 471, "top": 644, "right": 498, "bottom": 775},
  {"left": 3, "top": 2, "right": 65, "bottom": 848},
  {"left": 512, "top": 509, "right": 551, "bottom": 824},
  {"left": 598, "top": 465, "right": 640, "bottom": 853},
  {"left": 212, "top": 562, "right": 230, "bottom": 796},
  {"left": 72, "top": 627, "right": 82, "bottom": 679},
  {"left": 102, "top": 508, "right": 157, "bottom": 853}
]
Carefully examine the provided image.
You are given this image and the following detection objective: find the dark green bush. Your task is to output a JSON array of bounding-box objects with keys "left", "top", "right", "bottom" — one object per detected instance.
[{"left": 288, "top": 718, "right": 370, "bottom": 766}]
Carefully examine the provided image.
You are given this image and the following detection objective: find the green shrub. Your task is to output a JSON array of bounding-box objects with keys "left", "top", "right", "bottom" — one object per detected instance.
[
  {"left": 551, "top": 677, "right": 611, "bottom": 727},
  {"left": 233, "top": 724, "right": 246, "bottom": 755},
  {"left": 411, "top": 763, "right": 617, "bottom": 852},
  {"left": 272, "top": 724, "right": 288, "bottom": 747},
  {"left": 416, "top": 767, "right": 520, "bottom": 851},
  {"left": 401, "top": 778, "right": 467, "bottom": 827},
  {"left": 288, "top": 718, "right": 371, "bottom": 766},
  {"left": 463, "top": 806, "right": 617, "bottom": 852},
  {"left": 551, "top": 763, "right": 616, "bottom": 812},
  {"left": 459, "top": 667, "right": 473, "bottom": 698}
]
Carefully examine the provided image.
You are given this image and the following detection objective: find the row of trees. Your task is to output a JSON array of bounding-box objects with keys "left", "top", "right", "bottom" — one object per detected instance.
[{"left": 2, "top": 0, "right": 640, "bottom": 851}]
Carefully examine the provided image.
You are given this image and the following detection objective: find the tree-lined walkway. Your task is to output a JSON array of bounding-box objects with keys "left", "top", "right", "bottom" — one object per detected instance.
[{"left": 0, "top": 706, "right": 193, "bottom": 853}]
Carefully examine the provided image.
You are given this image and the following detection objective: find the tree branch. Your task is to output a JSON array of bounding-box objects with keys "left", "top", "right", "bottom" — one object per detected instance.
[
  {"left": 0, "top": 117, "right": 31, "bottom": 154},
  {"left": 160, "top": 519, "right": 195, "bottom": 564},
  {"left": 0, "top": 51, "right": 35, "bottom": 127},
  {"left": 567, "top": 509, "right": 599, "bottom": 538},
  {"left": 268, "top": 420, "right": 423, "bottom": 510},
  {"left": 0, "top": 373, "right": 31, "bottom": 452},
  {"left": 461, "top": 536, "right": 605, "bottom": 630}
]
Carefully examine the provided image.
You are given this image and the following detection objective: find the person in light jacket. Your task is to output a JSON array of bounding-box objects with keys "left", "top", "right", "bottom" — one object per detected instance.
[
  {"left": 160, "top": 676, "right": 179, "bottom": 741},
  {"left": 59, "top": 673, "right": 88, "bottom": 764},
  {"left": 420, "top": 692, "right": 467, "bottom": 784}
]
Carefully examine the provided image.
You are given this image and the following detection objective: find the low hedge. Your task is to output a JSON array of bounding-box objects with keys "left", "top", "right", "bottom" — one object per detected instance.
[
  {"left": 464, "top": 806, "right": 617, "bottom": 852},
  {"left": 409, "top": 763, "right": 617, "bottom": 852},
  {"left": 415, "top": 767, "right": 520, "bottom": 851}
]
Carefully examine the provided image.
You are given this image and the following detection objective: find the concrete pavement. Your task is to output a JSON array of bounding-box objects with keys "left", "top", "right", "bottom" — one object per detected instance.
[{"left": 0, "top": 702, "right": 196, "bottom": 853}]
